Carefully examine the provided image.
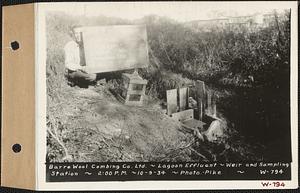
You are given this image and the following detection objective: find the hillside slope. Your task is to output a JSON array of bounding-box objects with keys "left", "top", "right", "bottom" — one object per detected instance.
[{"left": 47, "top": 83, "right": 194, "bottom": 162}]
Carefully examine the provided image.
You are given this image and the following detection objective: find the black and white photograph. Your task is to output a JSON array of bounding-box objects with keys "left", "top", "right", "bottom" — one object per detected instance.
[{"left": 38, "top": 1, "right": 297, "bottom": 188}]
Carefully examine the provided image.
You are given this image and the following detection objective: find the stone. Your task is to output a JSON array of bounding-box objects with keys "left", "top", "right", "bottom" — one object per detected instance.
[
  {"left": 204, "top": 120, "right": 226, "bottom": 142},
  {"left": 96, "top": 78, "right": 106, "bottom": 86}
]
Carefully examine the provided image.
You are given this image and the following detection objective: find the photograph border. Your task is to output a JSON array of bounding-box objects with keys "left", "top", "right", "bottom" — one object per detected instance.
[{"left": 35, "top": 1, "right": 298, "bottom": 190}]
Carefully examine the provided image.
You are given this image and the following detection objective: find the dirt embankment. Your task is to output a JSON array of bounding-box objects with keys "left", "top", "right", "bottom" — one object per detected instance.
[{"left": 47, "top": 83, "right": 194, "bottom": 162}]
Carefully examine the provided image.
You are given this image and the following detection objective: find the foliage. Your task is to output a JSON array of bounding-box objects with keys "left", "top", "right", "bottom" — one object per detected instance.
[{"left": 142, "top": 11, "right": 290, "bottom": 89}]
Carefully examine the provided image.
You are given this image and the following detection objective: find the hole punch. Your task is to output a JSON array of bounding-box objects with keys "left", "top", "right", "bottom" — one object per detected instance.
[
  {"left": 10, "top": 41, "right": 20, "bottom": 50},
  {"left": 12, "top": 144, "right": 21, "bottom": 153}
]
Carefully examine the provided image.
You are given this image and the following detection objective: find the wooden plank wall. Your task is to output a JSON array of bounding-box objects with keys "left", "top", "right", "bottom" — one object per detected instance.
[
  {"left": 179, "top": 87, "right": 188, "bottom": 111},
  {"left": 166, "top": 89, "right": 177, "bottom": 115},
  {"left": 171, "top": 109, "right": 194, "bottom": 122}
]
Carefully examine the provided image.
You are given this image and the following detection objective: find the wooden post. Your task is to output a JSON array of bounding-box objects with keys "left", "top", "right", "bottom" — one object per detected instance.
[
  {"left": 179, "top": 87, "right": 188, "bottom": 111},
  {"left": 207, "top": 91, "right": 212, "bottom": 115},
  {"left": 199, "top": 99, "right": 203, "bottom": 121},
  {"left": 212, "top": 92, "right": 217, "bottom": 117},
  {"left": 195, "top": 80, "right": 205, "bottom": 120},
  {"left": 166, "top": 89, "right": 178, "bottom": 116}
]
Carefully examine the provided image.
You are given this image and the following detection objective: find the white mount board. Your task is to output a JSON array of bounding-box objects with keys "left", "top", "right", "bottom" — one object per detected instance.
[{"left": 80, "top": 25, "right": 149, "bottom": 73}]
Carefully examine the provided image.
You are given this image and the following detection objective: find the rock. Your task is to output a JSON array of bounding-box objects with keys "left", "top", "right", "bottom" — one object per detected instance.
[
  {"left": 97, "top": 78, "right": 106, "bottom": 86},
  {"left": 204, "top": 120, "right": 226, "bottom": 142}
]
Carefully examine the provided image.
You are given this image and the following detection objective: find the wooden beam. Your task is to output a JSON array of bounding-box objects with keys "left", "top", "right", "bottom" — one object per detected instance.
[
  {"left": 182, "top": 119, "right": 206, "bottom": 131},
  {"left": 171, "top": 109, "right": 194, "bottom": 122},
  {"left": 212, "top": 91, "right": 217, "bottom": 117},
  {"left": 166, "top": 89, "right": 178, "bottom": 115},
  {"left": 179, "top": 87, "right": 188, "bottom": 111},
  {"left": 195, "top": 80, "right": 206, "bottom": 120},
  {"left": 207, "top": 90, "right": 212, "bottom": 115},
  {"left": 195, "top": 80, "right": 206, "bottom": 100}
]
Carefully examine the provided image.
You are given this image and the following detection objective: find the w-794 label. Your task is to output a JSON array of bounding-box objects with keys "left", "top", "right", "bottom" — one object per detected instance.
[
  {"left": 259, "top": 169, "right": 284, "bottom": 175},
  {"left": 261, "top": 181, "right": 286, "bottom": 188}
]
